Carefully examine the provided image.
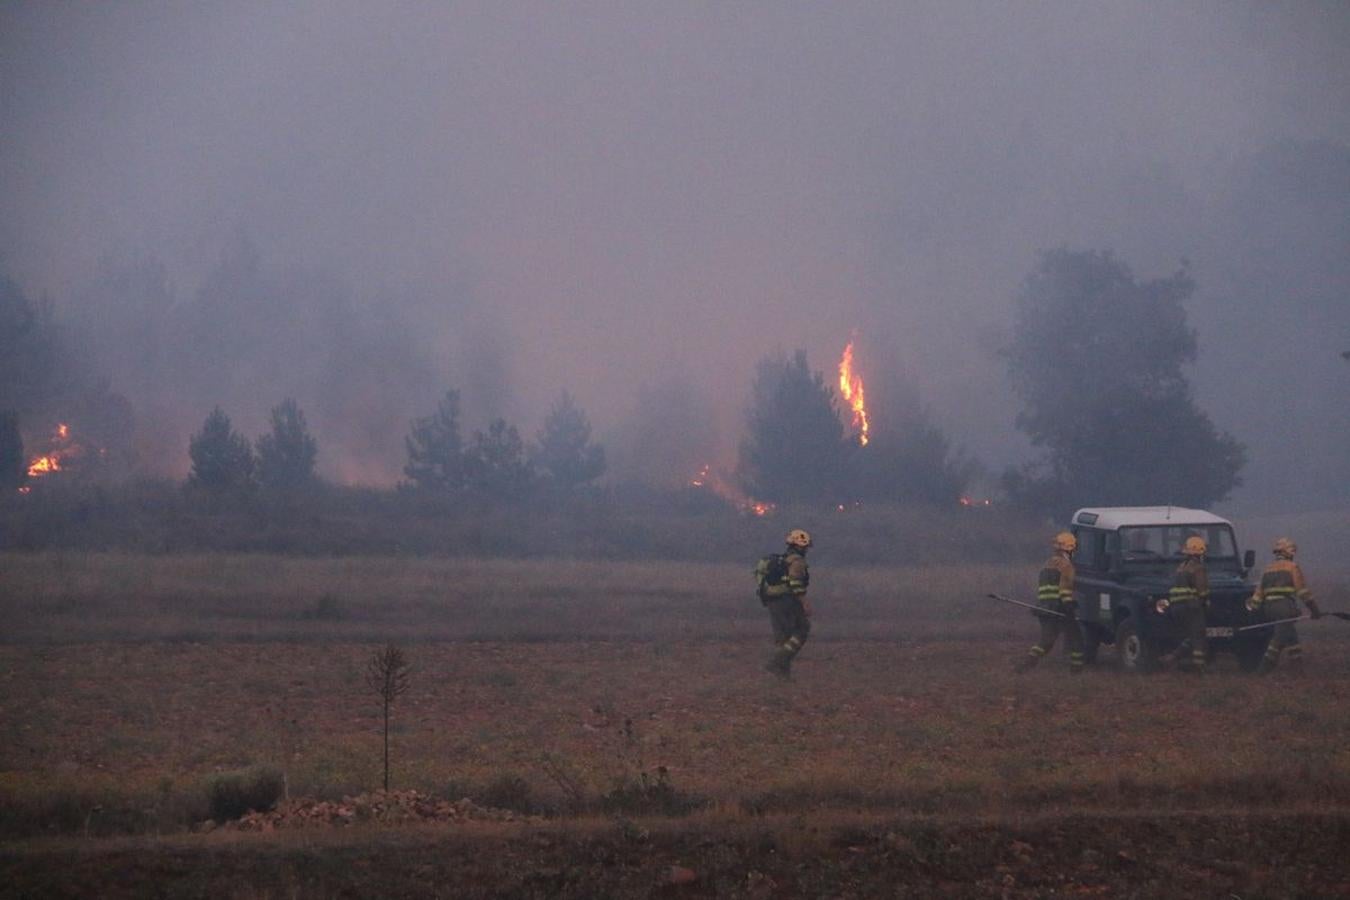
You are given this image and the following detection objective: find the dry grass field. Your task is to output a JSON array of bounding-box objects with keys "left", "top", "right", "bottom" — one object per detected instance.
[{"left": 3, "top": 550, "right": 1350, "bottom": 897}]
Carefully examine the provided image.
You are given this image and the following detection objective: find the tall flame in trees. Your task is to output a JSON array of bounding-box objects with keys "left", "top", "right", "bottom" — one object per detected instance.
[{"left": 838, "top": 340, "right": 870, "bottom": 446}]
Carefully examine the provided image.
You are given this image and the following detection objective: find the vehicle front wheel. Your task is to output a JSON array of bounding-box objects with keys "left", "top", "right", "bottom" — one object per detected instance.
[{"left": 1116, "top": 618, "right": 1157, "bottom": 673}]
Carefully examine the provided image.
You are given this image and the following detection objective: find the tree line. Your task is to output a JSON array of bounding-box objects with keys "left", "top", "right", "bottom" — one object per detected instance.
[{"left": 3, "top": 247, "right": 1249, "bottom": 516}]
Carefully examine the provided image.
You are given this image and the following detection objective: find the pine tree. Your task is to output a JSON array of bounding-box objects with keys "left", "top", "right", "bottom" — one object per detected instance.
[
  {"left": 532, "top": 391, "right": 606, "bottom": 489},
  {"left": 256, "top": 398, "right": 319, "bottom": 490},
  {"left": 403, "top": 391, "right": 465, "bottom": 492},
  {"left": 187, "top": 407, "right": 256, "bottom": 497},
  {"left": 738, "top": 349, "right": 849, "bottom": 504},
  {"left": 465, "top": 418, "right": 533, "bottom": 499}
]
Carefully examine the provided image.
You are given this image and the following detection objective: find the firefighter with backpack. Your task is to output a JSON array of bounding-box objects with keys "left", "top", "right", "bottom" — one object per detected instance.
[{"left": 757, "top": 529, "right": 813, "bottom": 678}]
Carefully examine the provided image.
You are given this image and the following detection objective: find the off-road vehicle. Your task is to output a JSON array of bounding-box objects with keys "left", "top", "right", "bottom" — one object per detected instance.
[{"left": 1068, "top": 507, "right": 1263, "bottom": 671}]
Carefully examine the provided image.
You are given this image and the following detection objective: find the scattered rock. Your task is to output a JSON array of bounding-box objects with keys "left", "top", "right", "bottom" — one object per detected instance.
[
  {"left": 667, "top": 865, "right": 697, "bottom": 885},
  {"left": 222, "top": 789, "right": 539, "bottom": 831}
]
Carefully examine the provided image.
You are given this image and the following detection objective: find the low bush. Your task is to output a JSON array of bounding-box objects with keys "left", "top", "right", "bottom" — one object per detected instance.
[
  {"left": 478, "top": 773, "right": 540, "bottom": 814},
  {"left": 206, "top": 766, "right": 285, "bottom": 822}
]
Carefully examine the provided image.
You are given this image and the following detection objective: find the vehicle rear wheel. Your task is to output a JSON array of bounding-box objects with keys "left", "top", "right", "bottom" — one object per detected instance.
[{"left": 1116, "top": 618, "right": 1157, "bottom": 673}]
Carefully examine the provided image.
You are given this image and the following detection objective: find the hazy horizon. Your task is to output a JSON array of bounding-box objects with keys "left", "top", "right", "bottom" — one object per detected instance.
[{"left": 3, "top": 2, "right": 1347, "bottom": 512}]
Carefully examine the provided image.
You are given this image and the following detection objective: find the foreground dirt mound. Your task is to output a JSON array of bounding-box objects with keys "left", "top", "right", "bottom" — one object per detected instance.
[
  {"left": 218, "top": 790, "right": 535, "bottom": 831},
  {"left": 8, "top": 809, "right": 1350, "bottom": 898}
]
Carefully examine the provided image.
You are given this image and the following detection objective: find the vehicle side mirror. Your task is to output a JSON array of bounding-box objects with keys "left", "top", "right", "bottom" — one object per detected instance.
[{"left": 1243, "top": 549, "right": 1256, "bottom": 569}]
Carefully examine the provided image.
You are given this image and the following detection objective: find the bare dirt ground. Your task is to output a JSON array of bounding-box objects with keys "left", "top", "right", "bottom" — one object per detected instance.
[{"left": 3, "top": 552, "right": 1350, "bottom": 896}]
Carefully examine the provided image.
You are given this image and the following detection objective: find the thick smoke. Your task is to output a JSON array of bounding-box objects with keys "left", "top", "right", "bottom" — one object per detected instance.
[{"left": 1, "top": 2, "right": 1346, "bottom": 506}]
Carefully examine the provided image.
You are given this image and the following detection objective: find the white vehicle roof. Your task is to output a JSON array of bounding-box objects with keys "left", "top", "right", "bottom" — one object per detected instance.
[{"left": 1072, "top": 506, "right": 1234, "bottom": 530}]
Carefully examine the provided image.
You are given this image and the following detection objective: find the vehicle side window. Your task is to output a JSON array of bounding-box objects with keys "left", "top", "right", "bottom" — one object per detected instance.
[{"left": 1072, "top": 528, "right": 1101, "bottom": 570}]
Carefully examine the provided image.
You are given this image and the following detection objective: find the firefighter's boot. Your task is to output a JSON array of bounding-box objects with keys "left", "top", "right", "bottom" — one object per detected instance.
[
  {"left": 1014, "top": 647, "right": 1045, "bottom": 674},
  {"left": 1284, "top": 647, "right": 1305, "bottom": 676},
  {"left": 767, "top": 637, "right": 802, "bottom": 679}
]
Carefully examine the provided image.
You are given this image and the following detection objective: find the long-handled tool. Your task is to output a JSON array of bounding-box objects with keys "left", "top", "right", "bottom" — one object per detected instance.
[
  {"left": 1237, "top": 615, "right": 1305, "bottom": 632},
  {"left": 1238, "top": 611, "right": 1350, "bottom": 631},
  {"left": 986, "top": 592, "right": 1065, "bottom": 618}
]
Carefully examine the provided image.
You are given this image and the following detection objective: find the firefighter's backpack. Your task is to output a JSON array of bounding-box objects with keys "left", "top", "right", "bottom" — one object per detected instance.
[{"left": 755, "top": 553, "right": 789, "bottom": 600}]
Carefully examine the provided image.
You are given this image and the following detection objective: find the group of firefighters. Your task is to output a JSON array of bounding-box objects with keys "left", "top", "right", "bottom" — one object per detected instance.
[{"left": 758, "top": 527, "right": 1324, "bottom": 679}]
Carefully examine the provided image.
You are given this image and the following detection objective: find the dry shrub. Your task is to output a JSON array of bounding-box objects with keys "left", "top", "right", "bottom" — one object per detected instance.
[
  {"left": 479, "top": 773, "right": 539, "bottom": 814},
  {"left": 207, "top": 766, "right": 285, "bottom": 822}
]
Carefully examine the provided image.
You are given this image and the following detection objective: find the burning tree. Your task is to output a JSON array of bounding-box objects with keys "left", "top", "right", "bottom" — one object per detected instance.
[
  {"left": 1003, "top": 249, "right": 1244, "bottom": 513},
  {"left": 256, "top": 398, "right": 318, "bottom": 491},
  {"left": 404, "top": 390, "right": 466, "bottom": 492},
  {"left": 532, "top": 391, "right": 606, "bottom": 490},
  {"left": 738, "top": 349, "right": 850, "bottom": 504},
  {"left": 187, "top": 407, "right": 257, "bottom": 498}
]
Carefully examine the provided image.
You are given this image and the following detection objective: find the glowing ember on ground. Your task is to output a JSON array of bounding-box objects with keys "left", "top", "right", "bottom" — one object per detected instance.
[
  {"left": 838, "top": 340, "right": 870, "bottom": 446},
  {"left": 689, "top": 464, "right": 775, "bottom": 517}
]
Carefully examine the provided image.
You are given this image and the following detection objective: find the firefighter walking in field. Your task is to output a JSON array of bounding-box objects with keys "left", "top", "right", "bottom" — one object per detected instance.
[
  {"left": 1248, "top": 537, "right": 1322, "bottom": 674},
  {"left": 1015, "top": 531, "right": 1084, "bottom": 674},
  {"left": 759, "top": 529, "right": 813, "bottom": 678},
  {"left": 1158, "top": 536, "right": 1210, "bottom": 673}
]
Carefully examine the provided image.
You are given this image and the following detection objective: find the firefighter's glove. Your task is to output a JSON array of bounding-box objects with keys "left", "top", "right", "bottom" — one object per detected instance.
[
  {"left": 1307, "top": 600, "right": 1323, "bottom": 620},
  {"left": 1244, "top": 596, "right": 1259, "bottom": 613},
  {"left": 1155, "top": 598, "right": 1171, "bottom": 614}
]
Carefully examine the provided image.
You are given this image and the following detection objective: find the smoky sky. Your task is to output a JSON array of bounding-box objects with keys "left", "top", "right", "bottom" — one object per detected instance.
[{"left": 2, "top": 2, "right": 1348, "bottom": 509}]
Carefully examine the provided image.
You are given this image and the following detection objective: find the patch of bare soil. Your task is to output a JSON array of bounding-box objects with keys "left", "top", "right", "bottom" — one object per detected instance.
[{"left": 5, "top": 810, "right": 1350, "bottom": 898}]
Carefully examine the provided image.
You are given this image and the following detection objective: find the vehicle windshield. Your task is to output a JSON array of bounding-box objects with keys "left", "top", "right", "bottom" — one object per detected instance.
[{"left": 1117, "top": 524, "right": 1238, "bottom": 563}]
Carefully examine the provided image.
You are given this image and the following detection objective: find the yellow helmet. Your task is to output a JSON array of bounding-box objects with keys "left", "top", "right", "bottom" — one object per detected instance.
[
  {"left": 1053, "top": 531, "right": 1077, "bottom": 553},
  {"left": 1273, "top": 537, "right": 1297, "bottom": 558},
  {"left": 785, "top": 528, "right": 813, "bottom": 550},
  {"left": 1183, "top": 536, "right": 1207, "bottom": 557}
]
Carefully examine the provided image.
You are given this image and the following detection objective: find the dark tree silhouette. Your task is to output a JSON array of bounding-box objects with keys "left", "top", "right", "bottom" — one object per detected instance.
[
  {"left": 0, "top": 411, "right": 23, "bottom": 492},
  {"left": 464, "top": 418, "right": 533, "bottom": 499},
  {"left": 404, "top": 390, "right": 465, "bottom": 492},
  {"left": 365, "top": 643, "right": 411, "bottom": 792},
  {"left": 256, "top": 398, "right": 319, "bottom": 490},
  {"left": 0, "top": 272, "right": 64, "bottom": 418},
  {"left": 1003, "top": 249, "right": 1245, "bottom": 514},
  {"left": 187, "top": 407, "right": 256, "bottom": 497},
  {"left": 849, "top": 410, "right": 975, "bottom": 505},
  {"left": 532, "top": 391, "right": 606, "bottom": 489},
  {"left": 738, "top": 349, "right": 849, "bottom": 504}
]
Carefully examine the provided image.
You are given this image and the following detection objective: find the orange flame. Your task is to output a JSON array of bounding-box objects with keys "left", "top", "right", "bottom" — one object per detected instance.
[
  {"left": 27, "top": 455, "right": 61, "bottom": 477},
  {"left": 689, "top": 464, "right": 775, "bottom": 517},
  {"left": 22, "top": 423, "right": 81, "bottom": 486},
  {"left": 838, "top": 340, "right": 869, "bottom": 446}
]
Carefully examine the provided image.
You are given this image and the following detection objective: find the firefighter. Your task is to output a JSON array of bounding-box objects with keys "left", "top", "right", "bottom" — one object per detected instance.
[
  {"left": 760, "top": 528, "right": 813, "bottom": 678},
  {"left": 1248, "top": 537, "right": 1322, "bottom": 674},
  {"left": 1157, "top": 536, "right": 1210, "bottom": 673},
  {"left": 1015, "top": 531, "right": 1084, "bottom": 674}
]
